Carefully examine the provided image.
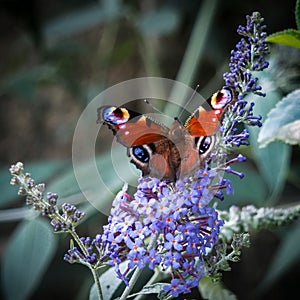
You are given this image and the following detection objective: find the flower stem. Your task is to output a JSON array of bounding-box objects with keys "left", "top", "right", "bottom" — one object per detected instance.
[
  {"left": 68, "top": 229, "right": 88, "bottom": 255},
  {"left": 119, "top": 267, "right": 143, "bottom": 300},
  {"left": 90, "top": 267, "right": 103, "bottom": 300},
  {"left": 119, "top": 232, "right": 159, "bottom": 300}
]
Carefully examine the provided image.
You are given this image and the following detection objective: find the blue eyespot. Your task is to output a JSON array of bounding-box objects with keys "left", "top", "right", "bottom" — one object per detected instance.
[
  {"left": 133, "top": 146, "right": 150, "bottom": 163},
  {"left": 196, "top": 136, "right": 213, "bottom": 154}
]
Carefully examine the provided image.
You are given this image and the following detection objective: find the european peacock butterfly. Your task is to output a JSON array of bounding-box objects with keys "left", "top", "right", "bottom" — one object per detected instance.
[{"left": 97, "top": 88, "right": 235, "bottom": 181}]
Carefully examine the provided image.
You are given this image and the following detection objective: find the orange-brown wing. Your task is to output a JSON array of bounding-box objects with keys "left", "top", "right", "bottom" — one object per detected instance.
[
  {"left": 97, "top": 106, "right": 168, "bottom": 147},
  {"left": 185, "top": 88, "right": 235, "bottom": 136},
  {"left": 185, "top": 108, "right": 221, "bottom": 136}
]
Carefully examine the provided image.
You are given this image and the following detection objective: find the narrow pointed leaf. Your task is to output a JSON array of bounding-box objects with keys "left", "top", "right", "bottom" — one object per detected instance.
[
  {"left": 258, "top": 220, "right": 300, "bottom": 293},
  {"left": 129, "top": 283, "right": 166, "bottom": 298},
  {"left": 136, "top": 7, "right": 180, "bottom": 36},
  {"left": 2, "top": 218, "right": 57, "bottom": 300}
]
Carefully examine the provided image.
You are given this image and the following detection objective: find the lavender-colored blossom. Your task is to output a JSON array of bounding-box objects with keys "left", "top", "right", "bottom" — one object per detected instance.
[
  {"left": 164, "top": 232, "right": 183, "bottom": 251},
  {"left": 145, "top": 249, "right": 162, "bottom": 269},
  {"left": 223, "top": 12, "right": 269, "bottom": 97},
  {"left": 163, "top": 278, "right": 186, "bottom": 298},
  {"left": 100, "top": 170, "right": 226, "bottom": 295}
]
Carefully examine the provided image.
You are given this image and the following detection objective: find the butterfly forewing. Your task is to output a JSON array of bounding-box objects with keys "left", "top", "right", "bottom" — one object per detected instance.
[
  {"left": 185, "top": 88, "right": 234, "bottom": 137},
  {"left": 97, "top": 106, "right": 169, "bottom": 147}
]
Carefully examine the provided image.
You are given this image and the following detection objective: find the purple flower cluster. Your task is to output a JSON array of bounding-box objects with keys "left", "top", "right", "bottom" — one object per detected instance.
[
  {"left": 218, "top": 98, "right": 263, "bottom": 151},
  {"left": 223, "top": 12, "right": 269, "bottom": 96},
  {"left": 99, "top": 168, "right": 228, "bottom": 296},
  {"left": 64, "top": 237, "right": 98, "bottom": 265},
  {"left": 217, "top": 12, "right": 269, "bottom": 159},
  {"left": 9, "top": 162, "right": 85, "bottom": 233},
  {"left": 50, "top": 202, "right": 85, "bottom": 232}
]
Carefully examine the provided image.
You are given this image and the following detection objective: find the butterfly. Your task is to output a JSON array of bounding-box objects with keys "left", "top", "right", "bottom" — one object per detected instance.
[{"left": 97, "top": 88, "right": 235, "bottom": 181}]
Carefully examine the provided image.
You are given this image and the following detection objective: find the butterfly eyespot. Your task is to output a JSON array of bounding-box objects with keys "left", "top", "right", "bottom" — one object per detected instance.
[
  {"left": 211, "top": 88, "right": 232, "bottom": 109},
  {"left": 103, "top": 107, "right": 130, "bottom": 124},
  {"left": 131, "top": 145, "right": 152, "bottom": 163},
  {"left": 195, "top": 136, "right": 214, "bottom": 155}
]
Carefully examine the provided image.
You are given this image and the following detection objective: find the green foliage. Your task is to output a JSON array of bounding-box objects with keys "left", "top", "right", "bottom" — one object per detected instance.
[
  {"left": 43, "top": 1, "right": 122, "bottom": 42},
  {"left": 258, "top": 89, "right": 300, "bottom": 146},
  {"left": 266, "top": 29, "right": 300, "bottom": 49},
  {"left": 247, "top": 69, "right": 291, "bottom": 203},
  {"left": 266, "top": 0, "right": 300, "bottom": 48},
  {"left": 127, "top": 283, "right": 166, "bottom": 299},
  {"left": 199, "top": 277, "right": 237, "bottom": 300},
  {"left": 222, "top": 162, "right": 267, "bottom": 208},
  {"left": 1, "top": 218, "right": 57, "bottom": 300},
  {"left": 136, "top": 7, "right": 180, "bottom": 36},
  {"left": 258, "top": 220, "right": 300, "bottom": 295},
  {"left": 1, "top": 65, "right": 57, "bottom": 100},
  {"left": 295, "top": 0, "right": 300, "bottom": 29},
  {"left": 167, "top": 0, "right": 219, "bottom": 115}
]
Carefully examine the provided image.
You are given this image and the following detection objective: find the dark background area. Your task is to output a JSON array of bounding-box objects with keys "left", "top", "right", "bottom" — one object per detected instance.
[{"left": 0, "top": 0, "right": 300, "bottom": 299}]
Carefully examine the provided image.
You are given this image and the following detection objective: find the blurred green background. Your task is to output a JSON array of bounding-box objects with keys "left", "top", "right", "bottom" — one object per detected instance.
[{"left": 0, "top": 0, "right": 300, "bottom": 299}]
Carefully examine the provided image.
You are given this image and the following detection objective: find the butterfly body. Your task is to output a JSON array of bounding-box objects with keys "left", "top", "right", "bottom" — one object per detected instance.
[{"left": 97, "top": 88, "right": 235, "bottom": 181}]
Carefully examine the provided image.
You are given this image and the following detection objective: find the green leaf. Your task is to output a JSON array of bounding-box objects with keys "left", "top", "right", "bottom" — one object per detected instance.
[
  {"left": 275, "top": 119, "right": 300, "bottom": 144},
  {"left": 1, "top": 218, "right": 57, "bottom": 300},
  {"left": 166, "top": 0, "right": 219, "bottom": 115},
  {"left": 46, "top": 164, "right": 80, "bottom": 199},
  {"left": 199, "top": 277, "right": 237, "bottom": 300},
  {"left": 266, "top": 29, "right": 300, "bottom": 49},
  {"left": 1, "top": 65, "right": 57, "bottom": 100},
  {"left": 221, "top": 162, "right": 267, "bottom": 209},
  {"left": 258, "top": 89, "right": 300, "bottom": 146},
  {"left": 247, "top": 69, "right": 291, "bottom": 203},
  {"left": 257, "top": 220, "right": 300, "bottom": 294},
  {"left": 128, "top": 283, "right": 166, "bottom": 298},
  {"left": 43, "top": 1, "right": 122, "bottom": 42},
  {"left": 48, "top": 148, "right": 128, "bottom": 215},
  {"left": 0, "top": 167, "right": 21, "bottom": 207},
  {"left": 296, "top": 0, "right": 300, "bottom": 30},
  {"left": 26, "top": 160, "right": 70, "bottom": 179},
  {"left": 136, "top": 7, "right": 180, "bottom": 36},
  {"left": 254, "top": 142, "right": 290, "bottom": 202}
]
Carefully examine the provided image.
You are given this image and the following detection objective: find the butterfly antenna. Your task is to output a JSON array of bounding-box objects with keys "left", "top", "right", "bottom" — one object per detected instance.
[
  {"left": 177, "top": 84, "right": 200, "bottom": 119},
  {"left": 144, "top": 99, "right": 164, "bottom": 114}
]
